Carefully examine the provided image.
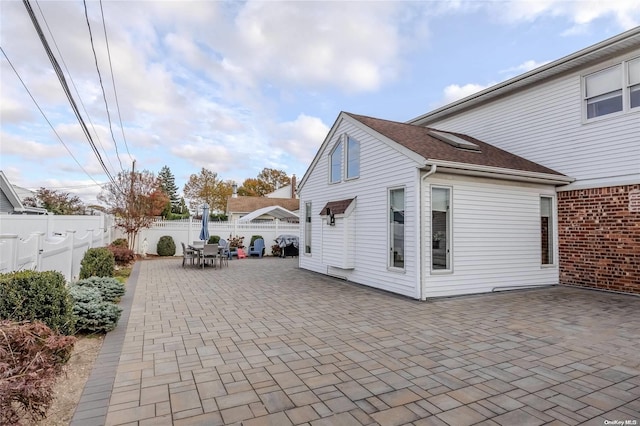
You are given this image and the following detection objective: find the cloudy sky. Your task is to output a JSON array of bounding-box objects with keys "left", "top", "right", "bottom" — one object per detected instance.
[{"left": 1, "top": 0, "right": 639, "bottom": 204}]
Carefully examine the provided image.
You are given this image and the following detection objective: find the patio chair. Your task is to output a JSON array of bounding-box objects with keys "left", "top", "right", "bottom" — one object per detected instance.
[
  {"left": 248, "top": 238, "right": 265, "bottom": 258},
  {"left": 181, "top": 242, "right": 197, "bottom": 268},
  {"left": 201, "top": 244, "right": 219, "bottom": 269},
  {"left": 218, "top": 239, "right": 229, "bottom": 267}
]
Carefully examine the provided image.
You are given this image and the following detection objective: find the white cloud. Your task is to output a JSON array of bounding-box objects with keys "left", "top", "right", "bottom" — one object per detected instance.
[
  {"left": 439, "top": 83, "right": 494, "bottom": 105},
  {"left": 500, "top": 60, "right": 551, "bottom": 75},
  {"left": 274, "top": 114, "right": 330, "bottom": 167},
  {"left": 491, "top": 0, "right": 640, "bottom": 31}
]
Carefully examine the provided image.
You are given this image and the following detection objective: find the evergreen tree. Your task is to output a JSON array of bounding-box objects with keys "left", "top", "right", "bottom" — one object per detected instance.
[{"left": 158, "top": 165, "right": 180, "bottom": 213}]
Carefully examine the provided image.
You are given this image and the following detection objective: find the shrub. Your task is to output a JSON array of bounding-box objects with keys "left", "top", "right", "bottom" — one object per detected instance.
[
  {"left": 79, "top": 247, "right": 115, "bottom": 279},
  {"left": 157, "top": 235, "right": 176, "bottom": 256},
  {"left": 111, "top": 238, "right": 128, "bottom": 248},
  {"left": 208, "top": 235, "right": 220, "bottom": 244},
  {"left": 0, "top": 320, "right": 76, "bottom": 425},
  {"left": 68, "top": 285, "right": 122, "bottom": 333},
  {"left": 0, "top": 270, "right": 75, "bottom": 335},
  {"left": 250, "top": 235, "right": 264, "bottom": 246},
  {"left": 107, "top": 244, "right": 135, "bottom": 266},
  {"left": 72, "top": 276, "right": 125, "bottom": 303}
]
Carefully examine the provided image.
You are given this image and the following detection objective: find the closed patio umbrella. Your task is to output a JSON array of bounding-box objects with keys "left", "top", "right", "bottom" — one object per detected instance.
[{"left": 199, "top": 204, "right": 210, "bottom": 242}]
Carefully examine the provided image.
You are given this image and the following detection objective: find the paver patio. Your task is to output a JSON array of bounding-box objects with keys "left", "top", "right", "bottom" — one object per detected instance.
[{"left": 72, "top": 257, "right": 640, "bottom": 426}]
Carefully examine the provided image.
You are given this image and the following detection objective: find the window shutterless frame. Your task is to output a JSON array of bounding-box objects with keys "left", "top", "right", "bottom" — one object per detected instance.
[
  {"left": 540, "top": 196, "right": 555, "bottom": 266},
  {"left": 431, "top": 186, "right": 452, "bottom": 273},
  {"left": 388, "top": 187, "right": 405, "bottom": 270},
  {"left": 329, "top": 139, "right": 343, "bottom": 183},
  {"left": 582, "top": 56, "right": 640, "bottom": 121},
  {"left": 304, "top": 202, "right": 312, "bottom": 254}
]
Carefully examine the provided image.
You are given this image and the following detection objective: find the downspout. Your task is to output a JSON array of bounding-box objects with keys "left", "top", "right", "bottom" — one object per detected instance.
[{"left": 418, "top": 164, "right": 437, "bottom": 300}]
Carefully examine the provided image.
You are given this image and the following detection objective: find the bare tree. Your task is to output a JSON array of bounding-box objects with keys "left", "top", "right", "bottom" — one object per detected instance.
[{"left": 98, "top": 169, "right": 168, "bottom": 250}]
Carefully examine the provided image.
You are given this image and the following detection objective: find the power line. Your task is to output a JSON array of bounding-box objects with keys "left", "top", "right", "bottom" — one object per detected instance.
[
  {"left": 33, "top": 0, "right": 119, "bottom": 177},
  {"left": 21, "top": 0, "right": 123, "bottom": 193},
  {"left": 82, "top": 0, "right": 124, "bottom": 172},
  {"left": 99, "top": 0, "right": 132, "bottom": 161},
  {"left": 0, "top": 45, "right": 102, "bottom": 187}
]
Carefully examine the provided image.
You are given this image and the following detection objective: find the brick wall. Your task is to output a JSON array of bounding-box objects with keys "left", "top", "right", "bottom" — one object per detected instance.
[{"left": 558, "top": 184, "right": 640, "bottom": 294}]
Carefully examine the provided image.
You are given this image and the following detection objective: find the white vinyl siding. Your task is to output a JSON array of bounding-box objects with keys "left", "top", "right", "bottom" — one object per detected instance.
[
  {"left": 299, "top": 117, "right": 421, "bottom": 299},
  {"left": 422, "top": 174, "right": 558, "bottom": 299},
  {"left": 423, "top": 50, "right": 640, "bottom": 190}
]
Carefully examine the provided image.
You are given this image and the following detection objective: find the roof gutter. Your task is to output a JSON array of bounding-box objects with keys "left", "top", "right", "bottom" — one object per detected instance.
[{"left": 424, "top": 160, "right": 574, "bottom": 186}]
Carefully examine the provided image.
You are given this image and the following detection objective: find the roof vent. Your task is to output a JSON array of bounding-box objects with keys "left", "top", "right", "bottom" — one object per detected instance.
[{"left": 428, "top": 130, "right": 481, "bottom": 152}]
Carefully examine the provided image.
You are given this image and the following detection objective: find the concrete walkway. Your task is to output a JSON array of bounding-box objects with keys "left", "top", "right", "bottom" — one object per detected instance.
[{"left": 72, "top": 257, "right": 640, "bottom": 426}]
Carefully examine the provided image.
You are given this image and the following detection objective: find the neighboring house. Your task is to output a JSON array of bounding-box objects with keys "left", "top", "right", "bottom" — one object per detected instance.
[
  {"left": 297, "top": 112, "right": 572, "bottom": 299},
  {"left": 226, "top": 196, "right": 300, "bottom": 222},
  {"left": 409, "top": 28, "right": 639, "bottom": 294},
  {"left": 0, "top": 171, "right": 47, "bottom": 215},
  {"left": 266, "top": 175, "right": 298, "bottom": 199},
  {"left": 226, "top": 175, "right": 300, "bottom": 222}
]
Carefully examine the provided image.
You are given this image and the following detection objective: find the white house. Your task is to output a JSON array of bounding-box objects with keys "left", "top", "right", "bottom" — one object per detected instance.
[
  {"left": 297, "top": 113, "right": 572, "bottom": 299},
  {"left": 409, "top": 28, "right": 640, "bottom": 294}
]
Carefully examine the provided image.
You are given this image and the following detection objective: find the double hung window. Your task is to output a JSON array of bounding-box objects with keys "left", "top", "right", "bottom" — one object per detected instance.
[
  {"left": 583, "top": 57, "right": 640, "bottom": 120},
  {"left": 540, "top": 197, "right": 554, "bottom": 265}
]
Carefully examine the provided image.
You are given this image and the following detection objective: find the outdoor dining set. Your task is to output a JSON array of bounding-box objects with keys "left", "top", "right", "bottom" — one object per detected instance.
[{"left": 181, "top": 241, "right": 230, "bottom": 269}]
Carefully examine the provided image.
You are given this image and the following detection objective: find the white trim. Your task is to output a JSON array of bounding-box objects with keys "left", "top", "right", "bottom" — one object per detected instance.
[
  {"left": 430, "top": 185, "right": 453, "bottom": 274},
  {"left": 424, "top": 160, "right": 574, "bottom": 185}
]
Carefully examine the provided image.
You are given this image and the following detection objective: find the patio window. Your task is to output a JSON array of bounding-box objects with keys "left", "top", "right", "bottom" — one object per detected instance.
[
  {"left": 431, "top": 186, "right": 451, "bottom": 271},
  {"left": 330, "top": 140, "right": 342, "bottom": 183},
  {"left": 540, "top": 196, "right": 554, "bottom": 265},
  {"left": 304, "top": 202, "right": 312, "bottom": 254},
  {"left": 346, "top": 136, "right": 360, "bottom": 179},
  {"left": 389, "top": 187, "right": 405, "bottom": 269}
]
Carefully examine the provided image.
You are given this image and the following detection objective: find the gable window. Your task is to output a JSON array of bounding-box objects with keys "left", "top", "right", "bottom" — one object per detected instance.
[
  {"left": 304, "top": 202, "right": 312, "bottom": 254},
  {"left": 346, "top": 136, "right": 360, "bottom": 179},
  {"left": 389, "top": 188, "right": 405, "bottom": 269},
  {"left": 629, "top": 57, "right": 640, "bottom": 109},
  {"left": 540, "top": 196, "right": 554, "bottom": 265},
  {"left": 330, "top": 140, "right": 343, "bottom": 183},
  {"left": 431, "top": 187, "right": 451, "bottom": 271},
  {"left": 585, "top": 65, "right": 622, "bottom": 119}
]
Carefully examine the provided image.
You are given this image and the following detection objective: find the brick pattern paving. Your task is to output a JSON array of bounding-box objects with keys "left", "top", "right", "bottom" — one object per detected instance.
[{"left": 74, "top": 257, "right": 640, "bottom": 425}]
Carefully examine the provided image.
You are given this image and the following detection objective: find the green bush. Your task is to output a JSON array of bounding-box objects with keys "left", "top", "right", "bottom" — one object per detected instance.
[
  {"left": 72, "top": 276, "right": 125, "bottom": 303},
  {"left": 250, "top": 235, "right": 264, "bottom": 246},
  {"left": 80, "top": 247, "right": 115, "bottom": 279},
  {"left": 69, "top": 285, "right": 122, "bottom": 333},
  {"left": 208, "top": 235, "right": 220, "bottom": 244},
  {"left": 111, "top": 238, "right": 128, "bottom": 248},
  {"left": 157, "top": 235, "right": 176, "bottom": 256},
  {"left": 0, "top": 270, "right": 75, "bottom": 335}
]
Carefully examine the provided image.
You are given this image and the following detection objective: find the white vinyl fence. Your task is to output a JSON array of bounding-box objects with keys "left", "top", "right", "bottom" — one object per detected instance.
[
  {"left": 137, "top": 219, "right": 300, "bottom": 256},
  {"left": 0, "top": 214, "right": 114, "bottom": 282}
]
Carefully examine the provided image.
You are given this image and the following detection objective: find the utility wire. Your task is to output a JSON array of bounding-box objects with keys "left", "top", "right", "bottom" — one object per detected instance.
[
  {"left": 0, "top": 45, "right": 102, "bottom": 187},
  {"left": 33, "top": 0, "right": 119, "bottom": 177},
  {"left": 99, "top": 0, "right": 132, "bottom": 161},
  {"left": 82, "top": 0, "right": 124, "bottom": 172},
  {"left": 21, "top": 0, "right": 122, "bottom": 193}
]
